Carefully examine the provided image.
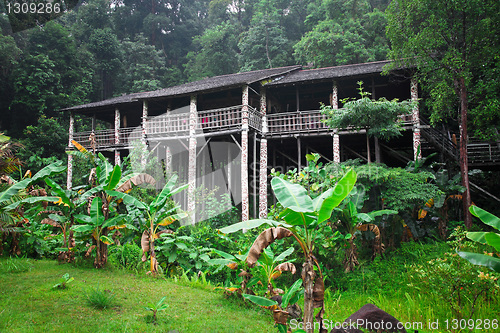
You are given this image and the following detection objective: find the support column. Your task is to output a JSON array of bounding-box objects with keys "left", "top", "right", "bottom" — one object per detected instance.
[
  {"left": 165, "top": 146, "right": 172, "bottom": 175},
  {"left": 227, "top": 144, "right": 232, "bottom": 201},
  {"left": 90, "top": 114, "right": 96, "bottom": 153},
  {"left": 411, "top": 78, "right": 421, "bottom": 160},
  {"left": 333, "top": 133, "right": 340, "bottom": 163},
  {"left": 252, "top": 132, "right": 257, "bottom": 219},
  {"left": 241, "top": 85, "right": 249, "bottom": 222},
  {"left": 67, "top": 112, "right": 74, "bottom": 190},
  {"left": 141, "top": 100, "right": 149, "bottom": 169},
  {"left": 165, "top": 101, "right": 172, "bottom": 176},
  {"left": 297, "top": 136, "right": 301, "bottom": 170},
  {"left": 142, "top": 101, "right": 148, "bottom": 143},
  {"left": 259, "top": 86, "right": 268, "bottom": 219},
  {"left": 332, "top": 81, "right": 341, "bottom": 163},
  {"left": 188, "top": 95, "right": 197, "bottom": 224},
  {"left": 114, "top": 108, "right": 121, "bottom": 165}
]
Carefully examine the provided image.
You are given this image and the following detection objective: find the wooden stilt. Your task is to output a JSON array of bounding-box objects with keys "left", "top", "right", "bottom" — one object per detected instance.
[
  {"left": 114, "top": 108, "right": 121, "bottom": 165},
  {"left": 259, "top": 86, "right": 268, "bottom": 219},
  {"left": 67, "top": 112, "right": 74, "bottom": 190},
  {"left": 241, "top": 86, "right": 249, "bottom": 222},
  {"left": 297, "top": 136, "right": 301, "bottom": 170},
  {"left": 188, "top": 95, "right": 197, "bottom": 224},
  {"left": 411, "top": 78, "right": 421, "bottom": 160},
  {"left": 253, "top": 131, "right": 257, "bottom": 218}
]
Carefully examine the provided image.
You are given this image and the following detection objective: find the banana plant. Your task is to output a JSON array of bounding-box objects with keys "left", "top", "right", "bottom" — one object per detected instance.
[
  {"left": 36, "top": 178, "right": 82, "bottom": 262},
  {"left": 144, "top": 296, "right": 169, "bottom": 324},
  {"left": 106, "top": 174, "right": 188, "bottom": 274},
  {"left": 73, "top": 196, "right": 131, "bottom": 267},
  {"left": 458, "top": 206, "right": 500, "bottom": 273},
  {"left": 332, "top": 186, "right": 397, "bottom": 272},
  {"left": 210, "top": 249, "right": 257, "bottom": 295},
  {"left": 69, "top": 141, "right": 148, "bottom": 268},
  {"left": 257, "top": 247, "right": 296, "bottom": 296},
  {"left": 243, "top": 278, "right": 304, "bottom": 333},
  {"left": 1, "top": 162, "right": 65, "bottom": 254},
  {"left": 220, "top": 169, "right": 357, "bottom": 333}
]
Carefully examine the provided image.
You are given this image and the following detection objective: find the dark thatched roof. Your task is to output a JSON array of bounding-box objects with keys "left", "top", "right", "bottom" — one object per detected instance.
[
  {"left": 61, "top": 65, "right": 301, "bottom": 112},
  {"left": 61, "top": 61, "right": 398, "bottom": 113},
  {"left": 265, "top": 60, "right": 392, "bottom": 86},
  {"left": 141, "top": 65, "right": 301, "bottom": 100},
  {"left": 61, "top": 92, "right": 144, "bottom": 112}
]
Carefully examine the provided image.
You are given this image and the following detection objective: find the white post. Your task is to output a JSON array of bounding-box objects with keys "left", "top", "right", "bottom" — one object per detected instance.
[
  {"left": 67, "top": 112, "right": 74, "bottom": 190},
  {"left": 166, "top": 146, "right": 172, "bottom": 175},
  {"left": 188, "top": 95, "right": 197, "bottom": 224},
  {"left": 259, "top": 86, "right": 268, "bottom": 219},
  {"left": 241, "top": 85, "right": 249, "bottom": 222},
  {"left": 332, "top": 81, "right": 341, "bottom": 163},
  {"left": 141, "top": 100, "right": 148, "bottom": 169},
  {"left": 114, "top": 107, "right": 121, "bottom": 165},
  {"left": 411, "top": 78, "right": 421, "bottom": 160}
]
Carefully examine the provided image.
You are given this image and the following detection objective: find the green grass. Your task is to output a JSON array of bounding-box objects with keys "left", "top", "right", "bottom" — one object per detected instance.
[
  {"left": 0, "top": 258, "right": 275, "bottom": 333},
  {"left": 322, "top": 242, "right": 500, "bottom": 333},
  {"left": 1, "top": 241, "right": 499, "bottom": 333}
]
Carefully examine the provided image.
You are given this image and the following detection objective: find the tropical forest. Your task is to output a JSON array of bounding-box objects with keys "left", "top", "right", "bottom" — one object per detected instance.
[{"left": 0, "top": 0, "right": 499, "bottom": 332}]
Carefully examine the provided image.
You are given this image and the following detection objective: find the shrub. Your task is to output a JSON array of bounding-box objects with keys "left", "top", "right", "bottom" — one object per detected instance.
[
  {"left": 85, "top": 284, "right": 116, "bottom": 309},
  {"left": 407, "top": 251, "right": 499, "bottom": 320},
  {"left": 0, "top": 256, "right": 34, "bottom": 273},
  {"left": 108, "top": 243, "right": 142, "bottom": 270}
]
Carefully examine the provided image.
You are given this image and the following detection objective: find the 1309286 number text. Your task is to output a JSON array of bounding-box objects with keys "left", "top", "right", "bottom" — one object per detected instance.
[{"left": 6, "top": 1, "right": 61, "bottom": 15}]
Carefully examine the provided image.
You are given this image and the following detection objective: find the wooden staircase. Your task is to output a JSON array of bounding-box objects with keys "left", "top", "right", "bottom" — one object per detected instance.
[{"left": 420, "top": 119, "right": 500, "bottom": 167}]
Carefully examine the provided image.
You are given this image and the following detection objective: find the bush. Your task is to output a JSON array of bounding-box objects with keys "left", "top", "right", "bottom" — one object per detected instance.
[
  {"left": 85, "top": 284, "right": 116, "bottom": 309},
  {"left": 108, "top": 243, "right": 142, "bottom": 270},
  {"left": 0, "top": 256, "right": 34, "bottom": 273},
  {"left": 407, "top": 251, "right": 499, "bottom": 320}
]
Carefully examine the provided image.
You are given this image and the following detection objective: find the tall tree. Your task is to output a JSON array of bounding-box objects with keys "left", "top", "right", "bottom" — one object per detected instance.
[
  {"left": 8, "top": 21, "right": 90, "bottom": 136},
  {"left": 184, "top": 21, "right": 239, "bottom": 81},
  {"left": 0, "top": 32, "right": 21, "bottom": 131},
  {"left": 294, "top": 0, "right": 390, "bottom": 67},
  {"left": 385, "top": 0, "right": 500, "bottom": 228},
  {"left": 116, "top": 34, "right": 171, "bottom": 94},
  {"left": 238, "top": 0, "right": 293, "bottom": 71}
]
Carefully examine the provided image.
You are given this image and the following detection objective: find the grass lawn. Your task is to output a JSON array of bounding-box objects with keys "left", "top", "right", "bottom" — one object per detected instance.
[
  {"left": 1, "top": 249, "right": 499, "bottom": 333},
  {"left": 0, "top": 258, "right": 275, "bottom": 333}
]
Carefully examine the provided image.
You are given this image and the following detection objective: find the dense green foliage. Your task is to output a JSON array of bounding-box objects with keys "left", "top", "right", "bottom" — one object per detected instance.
[
  {"left": 0, "top": 0, "right": 396, "bottom": 174},
  {"left": 386, "top": 0, "right": 500, "bottom": 140}
]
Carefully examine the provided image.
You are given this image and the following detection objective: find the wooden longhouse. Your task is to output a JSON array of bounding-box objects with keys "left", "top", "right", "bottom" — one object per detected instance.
[{"left": 62, "top": 60, "right": 499, "bottom": 223}]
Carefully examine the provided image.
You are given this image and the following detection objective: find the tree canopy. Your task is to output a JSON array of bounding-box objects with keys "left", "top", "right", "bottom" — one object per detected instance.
[{"left": 385, "top": 0, "right": 500, "bottom": 227}]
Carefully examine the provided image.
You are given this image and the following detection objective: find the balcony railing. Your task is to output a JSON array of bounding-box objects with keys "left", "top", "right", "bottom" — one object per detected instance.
[
  {"left": 71, "top": 108, "right": 416, "bottom": 149},
  {"left": 71, "top": 105, "right": 261, "bottom": 149},
  {"left": 198, "top": 106, "right": 242, "bottom": 131},
  {"left": 147, "top": 113, "right": 190, "bottom": 136},
  {"left": 267, "top": 110, "right": 330, "bottom": 135}
]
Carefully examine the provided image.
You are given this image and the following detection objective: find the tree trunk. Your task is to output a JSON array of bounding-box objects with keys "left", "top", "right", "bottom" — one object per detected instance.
[
  {"left": 149, "top": 224, "right": 158, "bottom": 274},
  {"left": 301, "top": 257, "right": 316, "bottom": 333},
  {"left": 374, "top": 137, "right": 381, "bottom": 163},
  {"left": 94, "top": 237, "right": 108, "bottom": 268},
  {"left": 457, "top": 77, "right": 472, "bottom": 228},
  {"left": 366, "top": 134, "right": 371, "bottom": 163},
  {"left": 343, "top": 238, "right": 359, "bottom": 272}
]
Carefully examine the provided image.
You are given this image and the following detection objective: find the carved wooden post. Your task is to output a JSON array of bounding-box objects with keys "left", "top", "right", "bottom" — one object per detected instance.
[
  {"left": 332, "top": 81, "right": 341, "bottom": 163},
  {"left": 166, "top": 146, "right": 172, "bottom": 176},
  {"left": 114, "top": 107, "right": 120, "bottom": 165},
  {"left": 241, "top": 85, "right": 249, "bottom": 222},
  {"left": 411, "top": 78, "right": 421, "bottom": 160},
  {"left": 67, "top": 112, "right": 74, "bottom": 190},
  {"left": 259, "top": 86, "right": 268, "bottom": 219},
  {"left": 188, "top": 95, "right": 197, "bottom": 224},
  {"left": 141, "top": 100, "right": 148, "bottom": 169}
]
